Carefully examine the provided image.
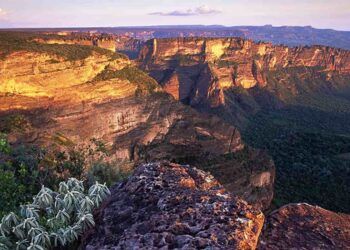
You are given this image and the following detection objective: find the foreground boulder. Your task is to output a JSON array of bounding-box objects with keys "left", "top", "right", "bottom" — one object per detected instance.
[
  {"left": 259, "top": 203, "right": 350, "bottom": 249},
  {"left": 83, "top": 162, "right": 264, "bottom": 249}
]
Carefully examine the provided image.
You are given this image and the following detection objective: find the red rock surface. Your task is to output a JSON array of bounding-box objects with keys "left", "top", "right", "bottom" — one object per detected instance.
[
  {"left": 83, "top": 162, "right": 264, "bottom": 249},
  {"left": 259, "top": 203, "right": 350, "bottom": 250}
]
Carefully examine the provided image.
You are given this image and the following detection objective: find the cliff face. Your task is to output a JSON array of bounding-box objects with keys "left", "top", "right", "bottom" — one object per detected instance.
[
  {"left": 35, "top": 34, "right": 143, "bottom": 58},
  {"left": 259, "top": 203, "right": 350, "bottom": 249},
  {"left": 139, "top": 37, "right": 350, "bottom": 111},
  {"left": 0, "top": 51, "right": 130, "bottom": 111},
  {"left": 83, "top": 162, "right": 264, "bottom": 249},
  {"left": 0, "top": 45, "right": 274, "bottom": 210}
]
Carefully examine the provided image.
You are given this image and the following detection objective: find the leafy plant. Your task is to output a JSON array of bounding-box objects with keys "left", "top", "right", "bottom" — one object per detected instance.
[
  {"left": 0, "top": 133, "right": 11, "bottom": 154},
  {"left": 0, "top": 178, "right": 110, "bottom": 249},
  {"left": 0, "top": 133, "right": 129, "bottom": 218}
]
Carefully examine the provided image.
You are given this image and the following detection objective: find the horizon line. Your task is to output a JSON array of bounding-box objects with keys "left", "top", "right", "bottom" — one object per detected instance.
[{"left": 0, "top": 24, "right": 349, "bottom": 32}]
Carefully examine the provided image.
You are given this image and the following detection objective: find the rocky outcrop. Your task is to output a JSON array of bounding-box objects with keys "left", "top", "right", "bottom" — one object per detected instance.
[
  {"left": 0, "top": 44, "right": 275, "bottom": 210},
  {"left": 139, "top": 37, "right": 350, "bottom": 109},
  {"left": 136, "top": 123, "right": 275, "bottom": 210},
  {"left": 34, "top": 33, "right": 143, "bottom": 57},
  {"left": 259, "top": 203, "right": 350, "bottom": 249},
  {"left": 83, "top": 162, "right": 264, "bottom": 249},
  {"left": 0, "top": 51, "right": 132, "bottom": 111},
  {"left": 83, "top": 165, "right": 350, "bottom": 250}
]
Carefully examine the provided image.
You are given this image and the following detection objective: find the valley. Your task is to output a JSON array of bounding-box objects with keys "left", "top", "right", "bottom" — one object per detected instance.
[
  {"left": 1, "top": 30, "right": 350, "bottom": 249},
  {"left": 137, "top": 37, "right": 350, "bottom": 213}
]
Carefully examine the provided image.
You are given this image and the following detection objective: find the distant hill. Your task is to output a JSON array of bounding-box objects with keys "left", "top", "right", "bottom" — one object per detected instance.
[{"left": 3, "top": 25, "right": 350, "bottom": 50}]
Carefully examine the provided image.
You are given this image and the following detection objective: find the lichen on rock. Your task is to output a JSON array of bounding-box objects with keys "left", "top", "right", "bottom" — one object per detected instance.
[{"left": 83, "top": 162, "right": 264, "bottom": 249}]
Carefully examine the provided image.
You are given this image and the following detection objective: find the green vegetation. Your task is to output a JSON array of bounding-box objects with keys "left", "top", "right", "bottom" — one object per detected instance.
[
  {"left": 216, "top": 66, "right": 350, "bottom": 213},
  {"left": 0, "top": 178, "right": 110, "bottom": 249},
  {"left": 92, "top": 66, "right": 159, "bottom": 94},
  {"left": 0, "top": 113, "right": 130, "bottom": 248},
  {"left": 0, "top": 133, "right": 130, "bottom": 218},
  {"left": 216, "top": 60, "right": 238, "bottom": 69},
  {"left": 243, "top": 107, "right": 350, "bottom": 213},
  {"left": 173, "top": 53, "right": 198, "bottom": 65},
  {"left": 0, "top": 31, "right": 126, "bottom": 61},
  {"left": 0, "top": 115, "right": 31, "bottom": 134}
]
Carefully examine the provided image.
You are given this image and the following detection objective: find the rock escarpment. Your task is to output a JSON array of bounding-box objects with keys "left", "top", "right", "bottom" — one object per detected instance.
[
  {"left": 83, "top": 162, "right": 264, "bottom": 249},
  {"left": 35, "top": 33, "right": 143, "bottom": 58},
  {"left": 0, "top": 38, "right": 275, "bottom": 210},
  {"left": 139, "top": 37, "right": 350, "bottom": 117},
  {"left": 259, "top": 203, "right": 350, "bottom": 249}
]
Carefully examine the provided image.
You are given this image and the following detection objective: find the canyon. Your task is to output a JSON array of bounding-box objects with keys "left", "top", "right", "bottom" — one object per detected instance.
[
  {"left": 13, "top": 25, "right": 350, "bottom": 50},
  {"left": 139, "top": 37, "right": 350, "bottom": 122},
  {"left": 1, "top": 32, "right": 350, "bottom": 249},
  {"left": 0, "top": 34, "right": 274, "bottom": 211},
  {"left": 138, "top": 37, "right": 350, "bottom": 213},
  {"left": 34, "top": 33, "right": 143, "bottom": 59}
]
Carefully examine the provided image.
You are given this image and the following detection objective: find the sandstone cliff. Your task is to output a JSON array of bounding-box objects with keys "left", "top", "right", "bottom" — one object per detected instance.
[
  {"left": 0, "top": 37, "right": 275, "bottom": 210},
  {"left": 34, "top": 33, "right": 143, "bottom": 58},
  {"left": 83, "top": 162, "right": 264, "bottom": 249},
  {"left": 138, "top": 38, "right": 350, "bottom": 125}
]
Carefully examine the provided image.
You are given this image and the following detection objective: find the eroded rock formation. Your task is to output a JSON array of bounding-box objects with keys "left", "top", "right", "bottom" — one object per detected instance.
[
  {"left": 139, "top": 37, "right": 350, "bottom": 109},
  {"left": 83, "top": 162, "right": 264, "bottom": 249},
  {"left": 34, "top": 33, "right": 143, "bottom": 57},
  {"left": 259, "top": 203, "right": 350, "bottom": 249},
  {"left": 0, "top": 44, "right": 275, "bottom": 210}
]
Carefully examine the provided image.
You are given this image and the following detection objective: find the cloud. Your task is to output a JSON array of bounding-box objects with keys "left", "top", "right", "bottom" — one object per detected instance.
[
  {"left": 0, "top": 8, "right": 7, "bottom": 18},
  {"left": 149, "top": 5, "right": 221, "bottom": 16}
]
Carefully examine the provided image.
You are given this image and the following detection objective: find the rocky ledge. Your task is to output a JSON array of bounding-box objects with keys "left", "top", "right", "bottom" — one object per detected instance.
[
  {"left": 83, "top": 162, "right": 264, "bottom": 249},
  {"left": 259, "top": 203, "right": 350, "bottom": 249}
]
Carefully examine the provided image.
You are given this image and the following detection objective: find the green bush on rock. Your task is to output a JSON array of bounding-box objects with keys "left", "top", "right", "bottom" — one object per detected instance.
[{"left": 0, "top": 178, "right": 110, "bottom": 250}]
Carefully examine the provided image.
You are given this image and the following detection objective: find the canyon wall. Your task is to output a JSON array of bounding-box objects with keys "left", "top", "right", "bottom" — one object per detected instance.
[
  {"left": 139, "top": 37, "right": 350, "bottom": 109},
  {"left": 0, "top": 47, "right": 274, "bottom": 210},
  {"left": 35, "top": 34, "right": 143, "bottom": 57}
]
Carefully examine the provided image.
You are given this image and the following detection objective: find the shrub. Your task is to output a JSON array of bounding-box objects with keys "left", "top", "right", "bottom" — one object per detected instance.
[
  {"left": 0, "top": 134, "right": 127, "bottom": 218},
  {"left": 0, "top": 178, "right": 110, "bottom": 250},
  {"left": 87, "top": 160, "right": 131, "bottom": 187},
  {"left": 216, "top": 60, "right": 238, "bottom": 69},
  {"left": 0, "top": 133, "right": 11, "bottom": 154}
]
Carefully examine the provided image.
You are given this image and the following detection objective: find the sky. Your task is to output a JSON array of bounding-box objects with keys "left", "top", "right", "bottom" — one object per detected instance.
[{"left": 0, "top": 0, "right": 349, "bottom": 30}]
